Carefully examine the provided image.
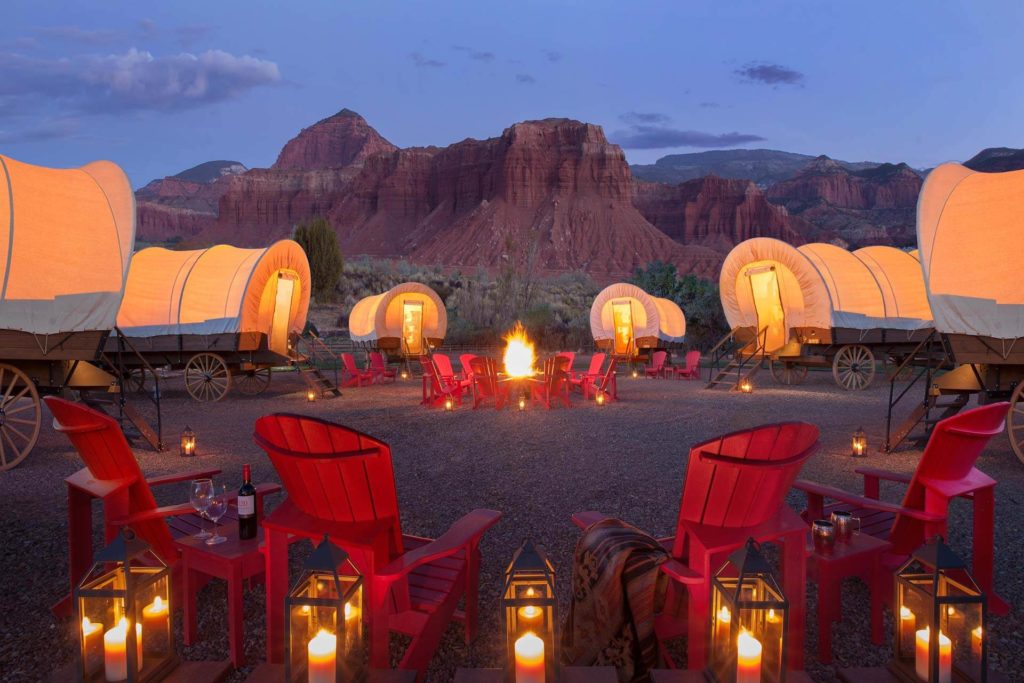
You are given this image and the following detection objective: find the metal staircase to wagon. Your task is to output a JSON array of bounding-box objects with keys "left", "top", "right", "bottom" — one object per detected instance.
[
  {"left": 705, "top": 326, "right": 768, "bottom": 391},
  {"left": 291, "top": 332, "right": 342, "bottom": 399}
]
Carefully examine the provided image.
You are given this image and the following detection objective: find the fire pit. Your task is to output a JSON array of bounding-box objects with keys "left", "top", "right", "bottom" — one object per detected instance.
[{"left": 502, "top": 322, "right": 537, "bottom": 407}]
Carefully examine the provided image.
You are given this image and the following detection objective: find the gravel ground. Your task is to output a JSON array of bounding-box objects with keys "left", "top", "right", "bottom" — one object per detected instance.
[{"left": 2, "top": 364, "right": 1023, "bottom": 682}]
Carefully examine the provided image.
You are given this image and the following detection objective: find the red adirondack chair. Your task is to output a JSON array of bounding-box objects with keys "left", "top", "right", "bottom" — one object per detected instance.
[
  {"left": 254, "top": 414, "right": 502, "bottom": 677},
  {"left": 794, "top": 402, "right": 1011, "bottom": 613},
  {"left": 569, "top": 352, "right": 605, "bottom": 393},
  {"left": 673, "top": 350, "right": 701, "bottom": 380},
  {"left": 469, "top": 356, "right": 508, "bottom": 409},
  {"left": 572, "top": 422, "right": 819, "bottom": 669},
  {"left": 419, "top": 355, "right": 464, "bottom": 408},
  {"left": 582, "top": 357, "right": 618, "bottom": 401},
  {"left": 341, "top": 352, "right": 374, "bottom": 387},
  {"left": 433, "top": 353, "right": 472, "bottom": 395},
  {"left": 368, "top": 351, "right": 397, "bottom": 383},
  {"left": 459, "top": 353, "right": 478, "bottom": 385},
  {"left": 556, "top": 351, "right": 576, "bottom": 374},
  {"left": 530, "top": 356, "right": 571, "bottom": 409},
  {"left": 645, "top": 350, "right": 668, "bottom": 378},
  {"left": 45, "top": 397, "right": 278, "bottom": 613}
]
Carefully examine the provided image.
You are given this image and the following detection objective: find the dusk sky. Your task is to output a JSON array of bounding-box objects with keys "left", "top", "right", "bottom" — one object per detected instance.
[{"left": 2, "top": 1, "right": 1021, "bottom": 187}]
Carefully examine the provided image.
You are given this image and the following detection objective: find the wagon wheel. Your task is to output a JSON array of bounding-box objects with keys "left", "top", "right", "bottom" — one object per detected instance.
[
  {"left": 769, "top": 359, "right": 808, "bottom": 385},
  {"left": 832, "top": 344, "right": 876, "bottom": 391},
  {"left": 184, "top": 353, "right": 232, "bottom": 402},
  {"left": 0, "top": 363, "right": 42, "bottom": 471},
  {"left": 235, "top": 367, "right": 272, "bottom": 396},
  {"left": 122, "top": 368, "right": 146, "bottom": 393},
  {"left": 1006, "top": 382, "right": 1024, "bottom": 466}
]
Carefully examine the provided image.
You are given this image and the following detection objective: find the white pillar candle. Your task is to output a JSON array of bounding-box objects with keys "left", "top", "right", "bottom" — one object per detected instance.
[
  {"left": 514, "top": 632, "right": 545, "bottom": 683},
  {"left": 82, "top": 617, "right": 104, "bottom": 676},
  {"left": 736, "top": 629, "right": 762, "bottom": 683},
  {"left": 307, "top": 629, "right": 337, "bottom": 683},
  {"left": 104, "top": 617, "right": 142, "bottom": 681},
  {"left": 915, "top": 627, "right": 951, "bottom": 683}
]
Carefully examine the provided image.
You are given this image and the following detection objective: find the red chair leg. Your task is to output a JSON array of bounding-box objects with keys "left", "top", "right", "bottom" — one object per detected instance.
[
  {"left": 265, "top": 528, "right": 289, "bottom": 663},
  {"left": 228, "top": 562, "right": 245, "bottom": 667}
]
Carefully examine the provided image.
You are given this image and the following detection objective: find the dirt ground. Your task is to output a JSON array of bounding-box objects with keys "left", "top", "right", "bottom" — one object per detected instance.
[{"left": 2, "top": 363, "right": 1022, "bottom": 682}]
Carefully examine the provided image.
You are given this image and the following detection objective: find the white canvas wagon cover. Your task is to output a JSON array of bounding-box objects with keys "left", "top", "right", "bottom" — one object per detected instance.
[
  {"left": 348, "top": 282, "right": 448, "bottom": 343},
  {"left": 918, "top": 163, "right": 1024, "bottom": 340},
  {"left": 589, "top": 282, "right": 686, "bottom": 344},
  {"left": 0, "top": 154, "right": 135, "bottom": 335},
  {"left": 116, "top": 240, "right": 310, "bottom": 337}
]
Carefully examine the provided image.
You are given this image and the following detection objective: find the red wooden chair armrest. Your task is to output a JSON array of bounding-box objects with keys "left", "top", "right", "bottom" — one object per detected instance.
[
  {"left": 571, "top": 510, "right": 610, "bottom": 530},
  {"left": 792, "top": 480, "right": 947, "bottom": 522},
  {"left": 146, "top": 468, "right": 222, "bottom": 487},
  {"left": 855, "top": 467, "right": 912, "bottom": 485},
  {"left": 375, "top": 509, "right": 502, "bottom": 583},
  {"left": 113, "top": 502, "right": 198, "bottom": 525},
  {"left": 660, "top": 558, "right": 703, "bottom": 586}
]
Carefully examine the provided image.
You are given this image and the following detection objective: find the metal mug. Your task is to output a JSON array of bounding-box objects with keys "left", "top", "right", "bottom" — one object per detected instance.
[
  {"left": 830, "top": 510, "right": 861, "bottom": 540},
  {"left": 812, "top": 519, "right": 835, "bottom": 554}
]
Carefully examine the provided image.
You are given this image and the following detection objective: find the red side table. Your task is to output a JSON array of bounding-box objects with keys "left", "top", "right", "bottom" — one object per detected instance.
[
  {"left": 807, "top": 531, "right": 891, "bottom": 664},
  {"left": 175, "top": 527, "right": 266, "bottom": 668}
]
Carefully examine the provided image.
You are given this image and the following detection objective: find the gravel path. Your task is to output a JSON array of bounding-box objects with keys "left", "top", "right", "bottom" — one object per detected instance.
[{"left": 2, "top": 365, "right": 1022, "bottom": 682}]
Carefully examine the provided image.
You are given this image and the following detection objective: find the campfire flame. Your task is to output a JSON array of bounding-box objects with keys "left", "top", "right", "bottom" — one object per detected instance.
[{"left": 503, "top": 321, "right": 536, "bottom": 378}]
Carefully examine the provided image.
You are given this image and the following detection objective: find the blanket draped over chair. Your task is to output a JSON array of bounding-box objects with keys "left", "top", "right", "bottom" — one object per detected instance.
[{"left": 562, "top": 518, "right": 668, "bottom": 682}]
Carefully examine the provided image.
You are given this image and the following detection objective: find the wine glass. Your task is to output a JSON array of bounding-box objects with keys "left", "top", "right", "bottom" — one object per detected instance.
[
  {"left": 190, "top": 478, "right": 213, "bottom": 539},
  {"left": 204, "top": 484, "right": 228, "bottom": 546}
]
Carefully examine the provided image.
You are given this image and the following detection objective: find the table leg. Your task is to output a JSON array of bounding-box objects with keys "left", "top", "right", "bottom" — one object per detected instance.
[
  {"left": 228, "top": 561, "right": 245, "bottom": 667},
  {"left": 870, "top": 553, "right": 884, "bottom": 646},
  {"left": 817, "top": 567, "right": 838, "bottom": 665},
  {"left": 265, "top": 528, "right": 289, "bottom": 663},
  {"left": 972, "top": 486, "right": 1009, "bottom": 615},
  {"left": 183, "top": 555, "right": 198, "bottom": 646},
  {"left": 66, "top": 487, "right": 93, "bottom": 607},
  {"left": 782, "top": 532, "right": 806, "bottom": 670},
  {"left": 685, "top": 541, "right": 712, "bottom": 669}
]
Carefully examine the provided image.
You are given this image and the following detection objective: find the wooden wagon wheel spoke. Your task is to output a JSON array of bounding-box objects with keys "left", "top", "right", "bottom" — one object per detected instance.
[
  {"left": 832, "top": 344, "right": 875, "bottom": 391},
  {"left": 0, "top": 363, "right": 41, "bottom": 472},
  {"left": 1006, "top": 383, "right": 1024, "bottom": 466},
  {"left": 184, "top": 353, "right": 232, "bottom": 402},
  {"left": 236, "top": 367, "right": 272, "bottom": 396}
]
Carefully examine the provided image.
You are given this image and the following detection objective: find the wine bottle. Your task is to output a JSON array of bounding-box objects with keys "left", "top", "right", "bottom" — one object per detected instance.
[{"left": 238, "top": 464, "right": 257, "bottom": 540}]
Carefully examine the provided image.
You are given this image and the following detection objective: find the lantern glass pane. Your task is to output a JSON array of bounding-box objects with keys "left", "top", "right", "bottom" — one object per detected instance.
[
  {"left": 710, "top": 575, "right": 786, "bottom": 683},
  {"left": 286, "top": 571, "right": 363, "bottom": 683},
  {"left": 896, "top": 572, "right": 934, "bottom": 665},
  {"left": 938, "top": 572, "right": 986, "bottom": 680},
  {"left": 502, "top": 556, "right": 557, "bottom": 683}
]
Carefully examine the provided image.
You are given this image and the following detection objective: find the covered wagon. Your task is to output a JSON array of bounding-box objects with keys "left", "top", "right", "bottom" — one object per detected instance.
[
  {"left": 0, "top": 154, "right": 134, "bottom": 469},
  {"left": 348, "top": 282, "right": 448, "bottom": 356},
  {"left": 110, "top": 240, "right": 311, "bottom": 401},
  {"left": 715, "top": 237, "right": 933, "bottom": 390},
  {"left": 589, "top": 283, "right": 686, "bottom": 359},
  {"left": 903, "top": 163, "right": 1024, "bottom": 461}
]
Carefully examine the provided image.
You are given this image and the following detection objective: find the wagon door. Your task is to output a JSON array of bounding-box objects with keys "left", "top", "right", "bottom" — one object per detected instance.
[
  {"left": 402, "top": 300, "right": 424, "bottom": 355},
  {"left": 746, "top": 266, "right": 787, "bottom": 352},
  {"left": 611, "top": 300, "right": 634, "bottom": 355},
  {"left": 269, "top": 273, "right": 296, "bottom": 356}
]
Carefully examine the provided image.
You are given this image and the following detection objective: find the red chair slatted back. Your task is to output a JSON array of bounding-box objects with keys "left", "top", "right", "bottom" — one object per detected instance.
[
  {"left": 44, "top": 396, "right": 178, "bottom": 562},
  {"left": 556, "top": 352, "right": 575, "bottom": 373},
  {"left": 597, "top": 357, "right": 618, "bottom": 392},
  {"left": 889, "top": 402, "right": 1008, "bottom": 552},
  {"left": 460, "top": 354, "right": 477, "bottom": 381},
  {"left": 369, "top": 351, "right": 386, "bottom": 371},
  {"left": 342, "top": 353, "right": 362, "bottom": 377},
  {"left": 586, "top": 353, "right": 606, "bottom": 376},
  {"left": 433, "top": 354, "right": 456, "bottom": 380},
  {"left": 675, "top": 422, "right": 818, "bottom": 549},
  {"left": 685, "top": 350, "right": 701, "bottom": 372},
  {"left": 418, "top": 355, "right": 444, "bottom": 394},
  {"left": 254, "top": 413, "right": 404, "bottom": 556},
  {"left": 469, "top": 357, "right": 499, "bottom": 398},
  {"left": 652, "top": 350, "right": 667, "bottom": 370}
]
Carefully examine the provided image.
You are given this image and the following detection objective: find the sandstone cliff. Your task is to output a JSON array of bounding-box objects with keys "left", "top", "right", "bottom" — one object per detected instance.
[
  {"left": 135, "top": 161, "right": 246, "bottom": 242},
  {"left": 272, "top": 108, "right": 397, "bottom": 170}
]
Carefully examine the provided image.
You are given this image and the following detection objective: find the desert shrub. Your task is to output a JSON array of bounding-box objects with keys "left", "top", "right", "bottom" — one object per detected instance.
[
  {"left": 630, "top": 261, "right": 728, "bottom": 350},
  {"left": 294, "top": 218, "right": 344, "bottom": 302}
]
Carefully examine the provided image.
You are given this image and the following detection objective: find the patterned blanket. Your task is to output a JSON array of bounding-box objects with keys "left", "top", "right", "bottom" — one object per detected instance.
[{"left": 561, "top": 518, "right": 669, "bottom": 682}]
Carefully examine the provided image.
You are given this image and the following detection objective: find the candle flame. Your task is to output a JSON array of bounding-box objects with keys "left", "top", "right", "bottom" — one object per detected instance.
[
  {"left": 308, "top": 628, "right": 336, "bottom": 656},
  {"left": 717, "top": 605, "right": 731, "bottom": 623},
  {"left": 152, "top": 596, "right": 164, "bottom": 610},
  {"left": 503, "top": 322, "right": 536, "bottom": 378},
  {"left": 900, "top": 606, "right": 912, "bottom": 619},
  {"left": 737, "top": 628, "right": 762, "bottom": 656}
]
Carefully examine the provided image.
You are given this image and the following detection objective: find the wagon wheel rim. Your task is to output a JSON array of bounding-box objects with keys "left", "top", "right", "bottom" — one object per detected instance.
[
  {"left": 1006, "top": 382, "right": 1024, "bottom": 465},
  {"left": 832, "top": 344, "right": 875, "bottom": 391},
  {"left": 235, "top": 367, "right": 272, "bottom": 395},
  {"left": 0, "top": 364, "right": 42, "bottom": 471},
  {"left": 124, "top": 368, "right": 146, "bottom": 393},
  {"left": 770, "top": 360, "right": 808, "bottom": 385},
  {"left": 184, "top": 353, "right": 232, "bottom": 402}
]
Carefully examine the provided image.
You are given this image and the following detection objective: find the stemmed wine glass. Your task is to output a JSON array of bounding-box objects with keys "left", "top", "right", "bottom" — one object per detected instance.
[
  {"left": 204, "top": 484, "right": 228, "bottom": 546},
  {"left": 190, "top": 478, "right": 213, "bottom": 540}
]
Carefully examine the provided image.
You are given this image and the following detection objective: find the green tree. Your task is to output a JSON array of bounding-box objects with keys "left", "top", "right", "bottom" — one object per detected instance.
[
  {"left": 629, "top": 261, "right": 728, "bottom": 349},
  {"left": 294, "top": 218, "right": 344, "bottom": 301}
]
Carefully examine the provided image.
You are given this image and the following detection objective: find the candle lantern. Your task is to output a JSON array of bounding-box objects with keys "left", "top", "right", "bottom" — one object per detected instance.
[
  {"left": 595, "top": 391, "right": 606, "bottom": 406},
  {"left": 285, "top": 534, "right": 364, "bottom": 683},
  {"left": 400, "top": 369, "right": 409, "bottom": 380},
  {"left": 307, "top": 388, "right": 318, "bottom": 402},
  {"left": 444, "top": 396, "right": 454, "bottom": 412},
  {"left": 739, "top": 379, "right": 753, "bottom": 394},
  {"left": 892, "top": 537, "right": 986, "bottom": 683},
  {"left": 708, "top": 538, "right": 787, "bottom": 683},
  {"left": 179, "top": 426, "right": 196, "bottom": 457},
  {"left": 74, "top": 528, "right": 175, "bottom": 682},
  {"left": 518, "top": 394, "right": 527, "bottom": 411},
  {"left": 851, "top": 427, "right": 867, "bottom": 457},
  {"left": 502, "top": 540, "right": 557, "bottom": 683},
  {"left": 631, "top": 368, "right": 639, "bottom": 379}
]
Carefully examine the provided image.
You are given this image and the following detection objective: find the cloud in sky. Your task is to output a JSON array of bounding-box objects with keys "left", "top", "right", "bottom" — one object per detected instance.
[
  {"left": 610, "top": 125, "right": 765, "bottom": 149},
  {"left": 735, "top": 62, "right": 804, "bottom": 86},
  {"left": 619, "top": 111, "right": 671, "bottom": 125},
  {"left": 543, "top": 50, "right": 562, "bottom": 62},
  {"left": 0, "top": 48, "right": 282, "bottom": 116},
  {"left": 410, "top": 52, "right": 446, "bottom": 68},
  {"left": 0, "top": 118, "right": 79, "bottom": 144},
  {"left": 452, "top": 45, "right": 495, "bottom": 62},
  {"left": 699, "top": 101, "right": 721, "bottom": 108},
  {"left": 33, "top": 25, "right": 121, "bottom": 46},
  {"left": 515, "top": 73, "right": 536, "bottom": 84}
]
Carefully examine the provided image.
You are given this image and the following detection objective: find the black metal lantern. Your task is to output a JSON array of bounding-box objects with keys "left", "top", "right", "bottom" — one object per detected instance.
[
  {"left": 502, "top": 540, "right": 557, "bottom": 683},
  {"left": 852, "top": 427, "right": 867, "bottom": 457},
  {"left": 708, "top": 538, "right": 788, "bottom": 683},
  {"left": 74, "top": 528, "right": 175, "bottom": 682},
  {"left": 180, "top": 426, "right": 196, "bottom": 457},
  {"left": 285, "top": 535, "right": 364, "bottom": 683},
  {"left": 892, "top": 537, "right": 986, "bottom": 682}
]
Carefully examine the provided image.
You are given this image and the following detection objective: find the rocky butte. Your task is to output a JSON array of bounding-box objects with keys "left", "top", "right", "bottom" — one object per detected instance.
[{"left": 137, "top": 109, "right": 814, "bottom": 280}]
